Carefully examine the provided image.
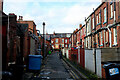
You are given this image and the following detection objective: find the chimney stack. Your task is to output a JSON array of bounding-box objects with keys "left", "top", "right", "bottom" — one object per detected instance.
[
  {"left": 0, "top": 0, "right": 3, "bottom": 11},
  {"left": 53, "top": 31, "right": 55, "bottom": 35}
]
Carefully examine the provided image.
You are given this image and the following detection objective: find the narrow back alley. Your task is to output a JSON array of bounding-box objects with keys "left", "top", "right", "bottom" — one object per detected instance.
[{"left": 36, "top": 52, "right": 73, "bottom": 80}]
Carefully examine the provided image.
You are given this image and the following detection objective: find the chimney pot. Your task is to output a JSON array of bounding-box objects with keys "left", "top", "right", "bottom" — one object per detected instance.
[
  {"left": 79, "top": 24, "right": 82, "bottom": 28},
  {"left": 18, "top": 16, "right": 23, "bottom": 21}
]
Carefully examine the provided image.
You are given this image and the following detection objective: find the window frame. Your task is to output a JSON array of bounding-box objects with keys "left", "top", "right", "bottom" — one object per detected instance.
[{"left": 101, "top": 31, "right": 103, "bottom": 45}]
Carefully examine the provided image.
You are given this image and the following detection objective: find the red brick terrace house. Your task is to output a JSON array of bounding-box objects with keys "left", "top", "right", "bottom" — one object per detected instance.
[
  {"left": 69, "top": 24, "right": 86, "bottom": 49},
  {"left": 83, "top": 1, "right": 120, "bottom": 78},
  {"left": 84, "top": 1, "right": 120, "bottom": 49},
  {"left": 51, "top": 32, "right": 71, "bottom": 50}
]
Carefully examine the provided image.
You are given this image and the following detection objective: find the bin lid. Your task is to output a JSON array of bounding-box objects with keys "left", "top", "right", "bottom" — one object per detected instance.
[
  {"left": 103, "top": 63, "right": 118, "bottom": 68},
  {"left": 29, "top": 55, "right": 43, "bottom": 58}
]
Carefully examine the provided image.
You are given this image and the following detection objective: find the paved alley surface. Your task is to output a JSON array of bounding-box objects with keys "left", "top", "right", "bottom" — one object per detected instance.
[{"left": 39, "top": 52, "right": 73, "bottom": 80}]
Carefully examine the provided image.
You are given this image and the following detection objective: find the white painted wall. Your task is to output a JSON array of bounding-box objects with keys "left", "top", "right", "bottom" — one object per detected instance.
[
  {"left": 96, "top": 49, "right": 102, "bottom": 77},
  {"left": 85, "top": 49, "right": 102, "bottom": 78},
  {"left": 66, "top": 49, "right": 69, "bottom": 59}
]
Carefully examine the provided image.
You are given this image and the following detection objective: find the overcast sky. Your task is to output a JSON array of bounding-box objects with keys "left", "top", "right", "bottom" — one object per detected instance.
[{"left": 3, "top": 0, "right": 101, "bottom": 34}]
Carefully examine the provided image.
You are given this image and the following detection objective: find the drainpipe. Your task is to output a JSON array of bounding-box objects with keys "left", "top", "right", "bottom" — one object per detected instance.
[
  {"left": 85, "top": 17, "right": 87, "bottom": 48},
  {"left": 107, "top": 24, "right": 113, "bottom": 47}
]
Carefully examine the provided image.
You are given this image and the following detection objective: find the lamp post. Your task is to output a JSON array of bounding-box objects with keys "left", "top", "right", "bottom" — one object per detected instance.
[{"left": 43, "top": 22, "right": 45, "bottom": 59}]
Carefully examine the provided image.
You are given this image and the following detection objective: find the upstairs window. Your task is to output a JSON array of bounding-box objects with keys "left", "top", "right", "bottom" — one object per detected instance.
[
  {"left": 62, "top": 39, "right": 64, "bottom": 43},
  {"left": 56, "top": 39, "right": 58, "bottom": 43},
  {"left": 65, "top": 39, "right": 67, "bottom": 43},
  {"left": 96, "top": 15, "right": 98, "bottom": 24},
  {"left": 104, "top": 8, "right": 107, "bottom": 23},
  {"left": 92, "top": 18, "right": 95, "bottom": 29},
  {"left": 110, "top": 4, "right": 113, "bottom": 18},
  {"left": 99, "top": 12, "right": 101, "bottom": 23}
]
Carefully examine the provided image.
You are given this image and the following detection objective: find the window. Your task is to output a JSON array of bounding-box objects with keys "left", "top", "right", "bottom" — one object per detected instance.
[
  {"left": 69, "top": 44, "right": 71, "bottom": 48},
  {"left": 96, "top": 15, "right": 98, "bottom": 24},
  {"left": 101, "top": 32, "right": 103, "bottom": 45},
  {"left": 62, "top": 39, "right": 64, "bottom": 43},
  {"left": 99, "top": 12, "right": 101, "bottom": 23},
  {"left": 51, "top": 40, "right": 53, "bottom": 43},
  {"left": 106, "top": 31, "right": 108, "bottom": 42},
  {"left": 62, "top": 44, "right": 64, "bottom": 47},
  {"left": 65, "top": 44, "right": 67, "bottom": 47},
  {"left": 110, "top": 4, "right": 113, "bottom": 18},
  {"left": 55, "top": 44, "right": 59, "bottom": 48},
  {"left": 92, "top": 18, "right": 95, "bottom": 29},
  {"left": 56, "top": 39, "right": 58, "bottom": 43},
  {"left": 65, "top": 39, "right": 67, "bottom": 43},
  {"left": 113, "top": 28, "right": 117, "bottom": 45},
  {"left": 52, "top": 45, "right": 54, "bottom": 48},
  {"left": 104, "top": 8, "right": 107, "bottom": 22}
]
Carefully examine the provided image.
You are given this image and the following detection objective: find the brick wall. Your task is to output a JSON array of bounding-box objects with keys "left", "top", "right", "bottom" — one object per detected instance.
[
  {"left": 101, "top": 64, "right": 106, "bottom": 78},
  {"left": 0, "top": 0, "right": 3, "bottom": 11},
  {"left": 8, "top": 14, "right": 17, "bottom": 63},
  {"left": 117, "top": 25, "right": 120, "bottom": 47}
]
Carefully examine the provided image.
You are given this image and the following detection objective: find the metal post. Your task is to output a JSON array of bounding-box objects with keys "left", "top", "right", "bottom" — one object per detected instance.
[{"left": 43, "top": 22, "right": 45, "bottom": 59}]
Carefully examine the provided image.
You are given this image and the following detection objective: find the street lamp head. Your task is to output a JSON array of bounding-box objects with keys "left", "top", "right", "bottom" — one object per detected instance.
[{"left": 43, "top": 22, "right": 45, "bottom": 26}]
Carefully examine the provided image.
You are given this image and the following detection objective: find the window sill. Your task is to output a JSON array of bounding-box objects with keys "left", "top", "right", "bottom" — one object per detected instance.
[
  {"left": 92, "top": 28, "right": 95, "bottom": 30},
  {"left": 99, "top": 44, "right": 103, "bottom": 46},
  {"left": 96, "top": 23, "right": 101, "bottom": 26},
  {"left": 112, "top": 44, "right": 118, "bottom": 47},
  {"left": 103, "top": 22, "right": 107, "bottom": 25},
  {"left": 110, "top": 2, "right": 113, "bottom": 5},
  {"left": 105, "top": 42, "right": 109, "bottom": 44},
  {"left": 110, "top": 17, "right": 113, "bottom": 20},
  {"left": 94, "top": 43, "right": 97, "bottom": 45}
]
